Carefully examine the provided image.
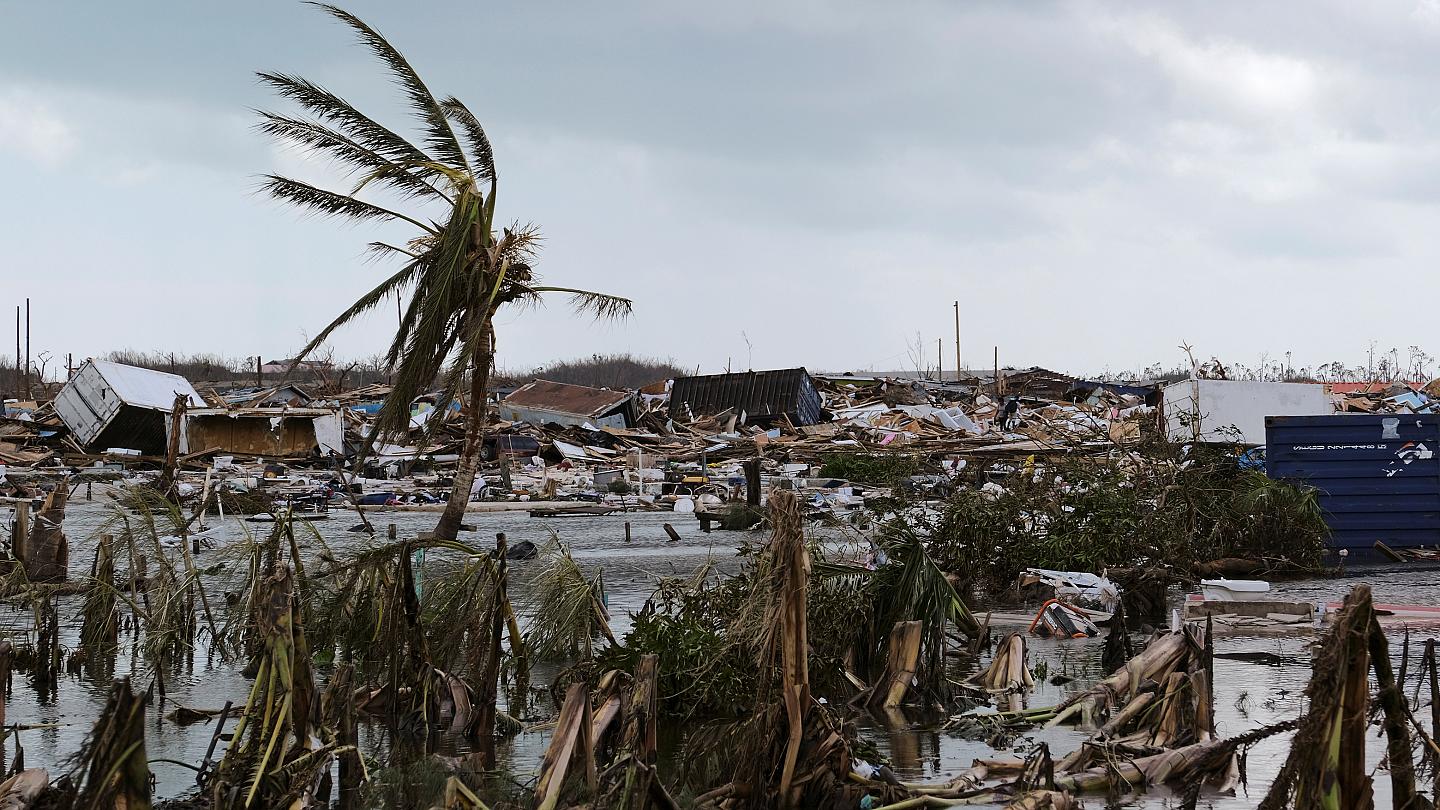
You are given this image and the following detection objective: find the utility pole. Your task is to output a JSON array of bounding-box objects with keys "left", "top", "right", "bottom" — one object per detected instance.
[
  {"left": 953, "top": 301, "right": 961, "bottom": 382},
  {"left": 24, "top": 298, "right": 30, "bottom": 400},
  {"left": 994, "top": 346, "right": 1001, "bottom": 397},
  {"left": 256, "top": 356, "right": 263, "bottom": 389},
  {"left": 936, "top": 338, "right": 943, "bottom": 382},
  {"left": 13, "top": 306, "right": 18, "bottom": 401}
]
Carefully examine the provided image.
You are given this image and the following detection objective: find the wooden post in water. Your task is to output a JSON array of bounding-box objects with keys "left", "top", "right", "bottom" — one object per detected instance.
[
  {"left": 744, "top": 458, "right": 762, "bottom": 506},
  {"left": 0, "top": 640, "right": 10, "bottom": 732},
  {"left": 663, "top": 523, "right": 682, "bottom": 543},
  {"left": 11, "top": 500, "right": 28, "bottom": 565},
  {"left": 624, "top": 521, "right": 631, "bottom": 543}
]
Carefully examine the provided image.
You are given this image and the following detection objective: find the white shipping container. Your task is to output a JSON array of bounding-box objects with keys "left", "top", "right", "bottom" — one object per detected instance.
[{"left": 1162, "top": 379, "right": 1331, "bottom": 446}]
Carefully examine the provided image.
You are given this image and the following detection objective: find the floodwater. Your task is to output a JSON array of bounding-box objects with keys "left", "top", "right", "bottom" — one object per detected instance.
[{"left": 11, "top": 489, "right": 1438, "bottom": 806}]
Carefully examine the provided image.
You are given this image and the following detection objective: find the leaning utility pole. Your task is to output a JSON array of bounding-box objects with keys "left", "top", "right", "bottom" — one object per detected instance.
[{"left": 953, "top": 301, "right": 961, "bottom": 382}]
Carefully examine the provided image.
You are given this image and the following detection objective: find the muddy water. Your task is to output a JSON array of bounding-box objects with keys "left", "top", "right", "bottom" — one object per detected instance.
[{"left": 14, "top": 493, "right": 1440, "bottom": 806}]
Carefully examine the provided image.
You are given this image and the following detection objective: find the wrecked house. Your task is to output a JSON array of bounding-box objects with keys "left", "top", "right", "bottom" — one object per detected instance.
[
  {"left": 669, "top": 368, "right": 824, "bottom": 427},
  {"left": 500, "top": 380, "right": 637, "bottom": 429},
  {"left": 53, "top": 360, "right": 205, "bottom": 455},
  {"left": 996, "top": 367, "right": 1077, "bottom": 400},
  {"left": 178, "top": 408, "right": 345, "bottom": 458},
  {"left": 219, "top": 384, "right": 314, "bottom": 408}
]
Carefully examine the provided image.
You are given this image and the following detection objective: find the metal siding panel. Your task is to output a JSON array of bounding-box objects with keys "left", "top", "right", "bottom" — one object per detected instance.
[
  {"left": 1266, "top": 413, "right": 1440, "bottom": 553},
  {"left": 669, "top": 368, "right": 819, "bottom": 426}
]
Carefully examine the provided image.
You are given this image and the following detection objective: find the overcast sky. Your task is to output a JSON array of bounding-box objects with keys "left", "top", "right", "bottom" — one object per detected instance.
[{"left": 5, "top": 1, "right": 1440, "bottom": 379}]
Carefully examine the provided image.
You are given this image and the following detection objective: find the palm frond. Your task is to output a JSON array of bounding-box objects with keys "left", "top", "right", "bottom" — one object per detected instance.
[
  {"left": 526, "top": 286, "right": 634, "bottom": 321},
  {"left": 257, "top": 71, "right": 438, "bottom": 167},
  {"left": 310, "top": 3, "right": 473, "bottom": 173},
  {"left": 256, "top": 111, "right": 450, "bottom": 202},
  {"left": 290, "top": 256, "right": 425, "bottom": 373},
  {"left": 260, "top": 174, "right": 438, "bottom": 233},
  {"left": 522, "top": 538, "right": 614, "bottom": 662},
  {"left": 364, "top": 241, "right": 420, "bottom": 262},
  {"left": 440, "top": 96, "right": 495, "bottom": 180}
]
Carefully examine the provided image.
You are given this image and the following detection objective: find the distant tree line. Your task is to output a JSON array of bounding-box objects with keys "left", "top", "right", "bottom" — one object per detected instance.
[
  {"left": 3, "top": 350, "right": 685, "bottom": 401},
  {"left": 495, "top": 353, "right": 685, "bottom": 390}
]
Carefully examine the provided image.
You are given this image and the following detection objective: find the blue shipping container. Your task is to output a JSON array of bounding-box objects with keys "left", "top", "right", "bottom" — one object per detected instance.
[{"left": 1266, "top": 414, "right": 1440, "bottom": 555}]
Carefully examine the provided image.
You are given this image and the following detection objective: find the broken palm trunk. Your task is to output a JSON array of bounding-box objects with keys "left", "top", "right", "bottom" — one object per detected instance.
[
  {"left": 615, "top": 654, "right": 665, "bottom": 810},
  {"left": 1260, "top": 585, "right": 1435, "bottom": 810},
  {"left": 699, "top": 490, "right": 860, "bottom": 810},
  {"left": 50, "top": 677, "right": 150, "bottom": 809},
  {"left": 25, "top": 488, "right": 67, "bottom": 583},
  {"left": 771, "top": 489, "right": 812, "bottom": 809},
  {"left": 78, "top": 533, "right": 119, "bottom": 665},
  {"left": 534, "top": 681, "right": 598, "bottom": 810},
  {"left": 1047, "top": 626, "right": 1200, "bottom": 730},
  {"left": 211, "top": 566, "right": 333, "bottom": 809},
  {"left": 971, "top": 632, "right": 1035, "bottom": 693},
  {"left": 1051, "top": 722, "right": 1290, "bottom": 796},
  {"left": 869, "top": 621, "right": 923, "bottom": 710}
]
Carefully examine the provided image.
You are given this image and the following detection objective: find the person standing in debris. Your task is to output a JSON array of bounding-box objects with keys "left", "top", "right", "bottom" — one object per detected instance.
[{"left": 1001, "top": 396, "right": 1021, "bottom": 431}]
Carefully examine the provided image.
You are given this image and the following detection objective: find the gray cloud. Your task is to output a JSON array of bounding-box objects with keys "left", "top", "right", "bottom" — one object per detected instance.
[{"left": 7, "top": 0, "right": 1440, "bottom": 377}]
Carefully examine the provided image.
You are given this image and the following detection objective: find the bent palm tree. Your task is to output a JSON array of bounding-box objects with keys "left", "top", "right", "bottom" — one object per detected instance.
[{"left": 258, "top": 3, "right": 631, "bottom": 540}]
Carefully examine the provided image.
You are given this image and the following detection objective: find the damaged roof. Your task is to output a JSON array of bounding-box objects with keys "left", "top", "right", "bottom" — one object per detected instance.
[{"left": 502, "top": 380, "right": 633, "bottom": 418}]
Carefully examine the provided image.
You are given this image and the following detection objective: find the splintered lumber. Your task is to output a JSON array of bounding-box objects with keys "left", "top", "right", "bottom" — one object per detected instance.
[{"left": 534, "top": 682, "right": 596, "bottom": 810}]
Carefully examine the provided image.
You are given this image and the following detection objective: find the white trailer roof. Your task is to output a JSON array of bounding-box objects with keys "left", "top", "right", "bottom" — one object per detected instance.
[{"left": 87, "top": 360, "right": 204, "bottom": 409}]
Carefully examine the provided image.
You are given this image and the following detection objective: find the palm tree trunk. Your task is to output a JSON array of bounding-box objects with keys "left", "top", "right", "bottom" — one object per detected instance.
[{"left": 434, "top": 313, "right": 495, "bottom": 541}]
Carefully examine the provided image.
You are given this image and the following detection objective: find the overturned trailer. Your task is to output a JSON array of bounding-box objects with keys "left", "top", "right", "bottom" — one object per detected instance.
[{"left": 53, "top": 360, "right": 205, "bottom": 455}]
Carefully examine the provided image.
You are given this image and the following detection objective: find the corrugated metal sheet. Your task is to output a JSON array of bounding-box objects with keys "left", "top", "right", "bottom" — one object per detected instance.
[
  {"left": 669, "top": 368, "right": 823, "bottom": 426},
  {"left": 1266, "top": 414, "right": 1440, "bottom": 553}
]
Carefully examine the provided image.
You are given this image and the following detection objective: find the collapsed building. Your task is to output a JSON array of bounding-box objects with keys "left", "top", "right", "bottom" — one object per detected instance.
[{"left": 9, "top": 355, "right": 1440, "bottom": 558}]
